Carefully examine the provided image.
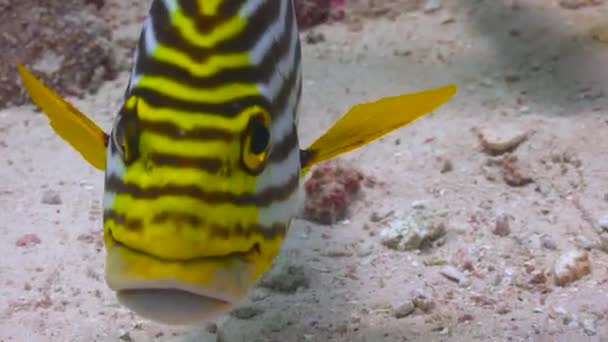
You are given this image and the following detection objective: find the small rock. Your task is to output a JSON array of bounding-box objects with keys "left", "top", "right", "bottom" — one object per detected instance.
[
  {"left": 423, "top": 258, "right": 447, "bottom": 266},
  {"left": 493, "top": 214, "right": 511, "bottom": 237},
  {"left": 440, "top": 14, "right": 455, "bottom": 25},
  {"left": 458, "top": 314, "right": 474, "bottom": 323},
  {"left": 574, "top": 235, "right": 596, "bottom": 250},
  {"left": 474, "top": 126, "right": 527, "bottom": 155},
  {"left": 529, "top": 271, "right": 547, "bottom": 285},
  {"left": 411, "top": 200, "right": 427, "bottom": 210},
  {"left": 502, "top": 154, "right": 533, "bottom": 186},
  {"left": 440, "top": 265, "right": 471, "bottom": 286},
  {"left": 496, "top": 306, "right": 511, "bottom": 315},
  {"left": 205, "top": 323, "right": 218, "bottom": 334},
  {"left": 355, "top": 241, "right": 374, "bottom": 257},
  {"left": 41, "top": 190, "right": 62, "bottom": 205},
  {"left": 393, "top": 49, "right": 412, "bottom": 57},
  {"left": 15, "top": 233, "right": 41, "bottom": 247},
  {"left": 580, "top": 315, "right": 597, "bottom": 336},
  {"left": 470, "top": 295, "right": 496, "bottom": 308},
  {"left": 554, "top": 250, "right": 591, "bottom": 286},
  {"left": 258, "top": 258, "right": 309, "bottom": 293},
  {"left": 370, "top": 210, "right": 394, "bottom": 223},
  {"left": 230, "top": 306, "right": 263, "bottom": 319},
  {"left": 305, "top": 31, "right": 325, "bottom": 44},
  {"left": 380, "top": 211, "right": 446, "bottom": 251},
  {"left": 423, "top": 0, "right": 442, "bottom": 13},
  {"left": 248, "top": 288, "right": 270, "bottom": 302},
  {"left": 119, "top": 332, "right": 133, "bottom": 342},
  {"left": 439, "top": 158, "right": 453, "bottom": 173},
  {"left": 552, "top": 306, "right": 577, "bottom": 326},
  {"left": 559, "top": 0, "right": 602, "bottom": 10},
  {"left": 591, "top": 22, "right": 608, "bottom": 43},
  {"left": 322, "top": 248, "right": 353, "bottom": 258},
  {"left": 393, "top": 301, "right": 416, "bottom": 318},
  {"left": 411, "top": 290, "right": 435, "bottom": 313},
  {"left": 598, "top": 233, "right": 608, "bottom": 253},
  {"left": 598, "top": 215, "right": 608, "bottom": 232},
  {"left": 541, "top": 235, "right": 558, "bottom": 250}
]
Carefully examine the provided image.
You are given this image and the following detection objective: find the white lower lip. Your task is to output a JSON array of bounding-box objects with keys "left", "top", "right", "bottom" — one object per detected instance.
[
  {"left": 116, "top": 288, "right": 233, "bottom": 325},
  {"left": 105, "top": 244, "right": 249, "bottom": 325}
]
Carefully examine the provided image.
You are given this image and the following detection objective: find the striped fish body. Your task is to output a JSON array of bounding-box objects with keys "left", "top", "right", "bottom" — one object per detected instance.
[
  {"left": 102, "top": 0, "right": 303, "bottom": 324},
  {"left": 17, "top": 0, "right": 457, "bottom": 328}
]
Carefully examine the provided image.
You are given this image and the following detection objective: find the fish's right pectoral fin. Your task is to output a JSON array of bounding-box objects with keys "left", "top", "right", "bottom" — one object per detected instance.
[
  {"left": 299, "top": 84, "right": 457, "bottom": 176},
  {"left": 17, "top": 64, "right": 108, "bottom": 170}
]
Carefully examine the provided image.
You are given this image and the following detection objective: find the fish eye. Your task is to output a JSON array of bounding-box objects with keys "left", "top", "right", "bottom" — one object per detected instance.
[
  {"left": 111, "top": 105, "right": 140, "bottom": 164},
  {"left": 111, "top": 116, "right": 126, "bottom": 157},
  {"left": 242, "top": 109, "right": 271, "bottom": 174}
]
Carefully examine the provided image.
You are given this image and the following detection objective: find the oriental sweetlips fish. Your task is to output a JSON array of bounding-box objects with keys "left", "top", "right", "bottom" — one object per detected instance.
[{"left": 16, "top": 0, "right": 456, "bottom": 325}]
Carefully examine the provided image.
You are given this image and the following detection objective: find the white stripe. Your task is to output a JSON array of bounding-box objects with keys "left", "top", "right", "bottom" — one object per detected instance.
[
  {"left": 255, "top": 145, "right": 300, "bottom": 193},
  {"left": 239, "top": 0, "right": 265, "bottom": 18},
  {"left": 103, "top": 144, "right": 122, "bottom": 210},
  {"left": 105, "top": 143, "right": 126, "bottom": 177},
  {"left": 161, "top": 0, "right": 178, "bottom": 13},
  {"left": 257, "top": 18, "right": 298, "bottom": 100},
  {"left": 143, "top": 16, "right": 158, "bottom": 56},
  {"left": 257, "top": 183, "right": 303, "bottom": 227},
  {"left": 129, "top": 16, "right": 157, "bottom": 90},
  {"left": 103, "top": 191, "right": 116, "bottom": 210},
  {"left": 249, "top": 0, "right": 288, "bottom": 65},
  {"left": 269, "top": 66, "right": 301, "bottom": 146}
]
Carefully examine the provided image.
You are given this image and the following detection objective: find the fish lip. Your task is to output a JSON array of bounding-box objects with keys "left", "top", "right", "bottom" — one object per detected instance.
[
  {"left": 114, "top": 287, "right": 234, "bottom": 325},
  {"left": 112, "top": 281, "right": 233, "bottom": 304},
  {"left": 105, "top": 242, "right": 239, "bottom": 304},
  {"left": 104, "top": 231, "right": 255, "bottom": 304}
]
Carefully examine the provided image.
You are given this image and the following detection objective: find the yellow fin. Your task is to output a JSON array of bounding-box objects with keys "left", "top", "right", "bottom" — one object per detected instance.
[
  {"left": 17, "top": 64, "right": 107, "bottom": 170},
  {"left": 301, "top": 84, "right": 457, "bottom": 175}
]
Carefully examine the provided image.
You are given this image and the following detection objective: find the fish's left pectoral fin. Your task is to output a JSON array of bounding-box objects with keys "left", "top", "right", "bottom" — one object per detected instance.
[
  {"left": 300, "top": 84, "right": 457, "bottom": 174},
  {"left": 17, "top": 64, "right": 108, "bottom": 171}
]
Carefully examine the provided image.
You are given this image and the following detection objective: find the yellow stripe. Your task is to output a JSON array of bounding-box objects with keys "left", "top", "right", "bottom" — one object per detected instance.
[
  {"left": 153, "top": 44, "right": 250, "bottom": 78},
  {"left": 108, "top": 229, "right": 283, "bottom": 290},
  {"left": 197, "top": 0, "right": 224, "bottom": 16},
  {"left": 122, "top": 162, "right": 256, "bottom": 195},
  {"left": 125, "top": 95, "right": 138, "bottom": 110},
  {"left": 136, "top": 98, "right": 261, "bottom": 132},
  {"left": 139, "top": 131, "right": 236, "bottom": 158},
  {"left": 172, "top": 9, "right": 246, "bottom": 48},
  {"left": 109, "top": 196, "right": 259, "bottom": 259},
  {"left": 137, "top": 75, "right": 259, "bottom": 103}
]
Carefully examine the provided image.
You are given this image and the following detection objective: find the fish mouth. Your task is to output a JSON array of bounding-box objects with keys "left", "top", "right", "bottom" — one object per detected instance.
[
  {"left": 115, "top": 288, "right": 233, "bottom": 325},
  {"left": 105, "top": 234, "right": 264, "bottom": 325}
]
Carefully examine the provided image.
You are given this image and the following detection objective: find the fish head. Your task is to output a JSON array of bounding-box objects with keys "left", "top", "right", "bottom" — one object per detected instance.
[{"left": 102, "top": 97, "right": 302, "bottom": 325}]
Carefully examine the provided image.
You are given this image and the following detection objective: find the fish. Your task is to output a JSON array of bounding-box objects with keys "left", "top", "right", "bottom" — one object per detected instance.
[{"left": 16, "top": 0, "right": 456, "bottom": 325}]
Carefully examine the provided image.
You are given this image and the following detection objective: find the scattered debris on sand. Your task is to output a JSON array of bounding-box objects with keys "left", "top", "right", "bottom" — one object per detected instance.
[
  {"left": 0, "top": 0, "right": 120, "bottom": 110},
  {"left": 392, "top": 300, "right": 416, "bottom": 318},
  {"left": 473, "top": 126, "right": 528, "bottom": 156},
  {"left": 559, "top": 0, "right": 602, "bottom": 10},
  {"left": 380, "top": 207, "right": 447, "bottom": 251},
  {"left": 493, "top": 213, "right": 511, "bottom": 237},
  {"left": 554, "top": 250, "right": 591, "bottom": 286},
  {"left": 40, "top": 189, "right": 62, "bottom": 205},
  {"left": 258, "top": 254, "right": 310, "bottom": 293},
  {"left": 15, "top": 233, "right": 41, "bottom": 247},
  {"left": 501, "top": 154, "right": 534, "bottom": 187},
  {"left": 294, "top": 0, "right": 345, "bottom": 30}
]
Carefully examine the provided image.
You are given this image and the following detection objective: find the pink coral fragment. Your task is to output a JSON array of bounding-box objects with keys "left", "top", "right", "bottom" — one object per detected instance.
[{"left": 303, "top": 161, "right": 365, "bottom": 225}]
